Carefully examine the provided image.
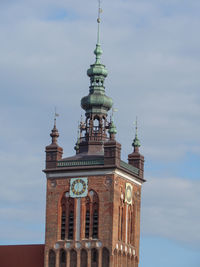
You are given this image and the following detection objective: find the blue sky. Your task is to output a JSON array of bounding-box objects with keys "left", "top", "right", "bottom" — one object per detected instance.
[{"left": 0, "top": 0, "right": 200, "bottom": 266}]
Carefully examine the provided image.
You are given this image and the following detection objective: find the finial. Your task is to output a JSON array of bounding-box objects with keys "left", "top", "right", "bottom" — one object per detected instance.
[
  {"left": 54, "top": 107, "right": 59, "bottom": 127},
  {"left": 132, "top": 117, "right": 141, "bottom": 151},
  {"left": 50, "top": 108, "right": 59, "bottom": 144},
  {"left": 94, "top": 0, "right": 103, "bottom": 64},
  {"left": 109, "top": 108, "right": 118, "bottom": 140}
]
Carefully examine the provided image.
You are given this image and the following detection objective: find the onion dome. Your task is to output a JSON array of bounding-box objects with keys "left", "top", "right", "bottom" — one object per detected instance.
[
  {"left": 81, "top": 11, "right": 112, "bottom": 117},
  {"left": 132, "top": 135, "right": 141, "bottom": 148}
]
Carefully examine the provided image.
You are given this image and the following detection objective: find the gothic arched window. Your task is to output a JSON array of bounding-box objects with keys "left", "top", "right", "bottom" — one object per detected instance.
[
  {"left": 91, "top": 248, "right": 98, "bottom": 267},
  {"left": 81, "top": 249, "right": 88, "bottom": 267},
  {"left": 70, "top": 249, "right": 77, "bottom": 267},
  {"left": 59, "top": 249, "right": 66, "bottom": 267},
  {"left": 102, "top": 247, "right": 110, "bottom": 267},
  {"left": 49, "top": 250, "right": 56, "bottom": 267},
  {"left": 84, "top": 190, "right": 99, "bottom": 239},
  {"left": 60, "top": 192, "right": 75, "bottom": 240}
]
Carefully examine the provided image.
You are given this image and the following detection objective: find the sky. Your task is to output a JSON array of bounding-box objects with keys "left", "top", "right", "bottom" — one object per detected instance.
[{"left": 0, "top": 0, "right": 200, "bottom": 266}]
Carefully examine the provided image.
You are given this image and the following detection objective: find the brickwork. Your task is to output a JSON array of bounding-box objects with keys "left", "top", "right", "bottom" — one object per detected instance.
[{"left": 44, "top": 169, "right": 142, "bottom": 267}]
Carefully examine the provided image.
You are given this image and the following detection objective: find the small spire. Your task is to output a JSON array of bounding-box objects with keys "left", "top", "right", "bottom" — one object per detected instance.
[
  {"left": 109, "top": 109, "right": 117, "bottom": 140},
  {"left": 74, "top": 121, "right": 80, "bottom": 153},
  {"left": 132, "top": 117, "right": 141, "bottom": 151},
  {"left": 50, "top": 109, "right": 59, "bottom": 145}
]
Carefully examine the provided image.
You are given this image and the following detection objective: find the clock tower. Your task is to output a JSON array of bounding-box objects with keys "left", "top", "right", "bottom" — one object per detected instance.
[{"left": 43, "top": 5, "right": 145, "bottom": 267}]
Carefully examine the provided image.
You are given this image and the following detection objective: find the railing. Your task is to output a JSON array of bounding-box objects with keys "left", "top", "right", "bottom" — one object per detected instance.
[{"left": 57, "top": 159, "right": 104, "bottom": 167}]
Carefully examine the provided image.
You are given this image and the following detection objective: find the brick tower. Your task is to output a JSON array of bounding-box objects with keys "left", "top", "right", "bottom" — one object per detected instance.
[{"left": 43, "top": 5, "right": 145, "bottom": 267}]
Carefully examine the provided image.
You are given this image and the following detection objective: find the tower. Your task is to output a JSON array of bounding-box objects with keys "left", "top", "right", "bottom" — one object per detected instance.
[{"left": 43, "top": 5, "right": 145, "bottom": 267}]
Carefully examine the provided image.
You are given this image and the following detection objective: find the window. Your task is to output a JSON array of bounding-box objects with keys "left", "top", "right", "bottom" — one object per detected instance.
[
  {"left": 91, "top": 248, "right": 98, "bottom": 267},
  {"left": 60, "top": 193, "right": 74, "bottom": 241},
  {"left": 92, "top": 209, "right": 98, "bottom": 238},
  {"left": 68, "top": 210, "right": 74, "bottom": 239},
  {"left": 102, "top": 247, "right": 110, "bottom": 267},
  {"left": 85, "top": 197, "right": 90, "bottom": 238},
  {"left": 70, "top": 249, "right": 77, "bottom": 267},
  {"left": 61, "top": 208, "right": 66, "bottom": 240},
  {"left": 49, "top": 250, "right": 56, "bottom": 267},
  {"left": 121, "top": 207, "right": 123, "bottom": 241},
  {"left": 85, "top": 190, "right": 99, "bottom": 239},
  {"left": 92, "top": 192, "right": 99, "bottom": 239},
  {"left": 59, "top": 249, "right": 66, "bottom": 267},
  {"left": 81, "top": 249, "right": 88, "bottom": 267}
]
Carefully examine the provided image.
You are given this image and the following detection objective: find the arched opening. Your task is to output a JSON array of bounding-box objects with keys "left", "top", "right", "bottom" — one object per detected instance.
[
  {"left": 123, "top": 252, "right": 126, "bottom": 267},
  {"left": 70, "top": 249, "right": 77, "bottom": 267},
  {"left": 81, "top": 249, "right": 88, "bottom": 267},
  {"left": 114, "top": 249, "right": 118, "bottom": 267},
  {"left": 135, "top": 256, "right": 139, "bottom": 267},
  {"left": 49, "top": 250, "right": 56, "bottom": 267},
  {"left": 60, "top": 192, "right": 75, "bottom": 240},
  {"left": 118, "top": 251, "right": 121, "bottom": 267},
  {"left": 59, "top": 249, "right": 66, "bottom": 267},
  {"left": 102, "top": 247, "right": 110, "bottom": 267},
  {"left": 91, "top": 248, "right": 98, "bottom": 267},
  {"left": 131, "top": 256, "right": 134, "bottom": 267}
]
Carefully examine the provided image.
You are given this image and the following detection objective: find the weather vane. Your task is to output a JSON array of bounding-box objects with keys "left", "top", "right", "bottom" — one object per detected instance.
[{"left": 54, "top": 107, "right": 59, "bottom": 126}]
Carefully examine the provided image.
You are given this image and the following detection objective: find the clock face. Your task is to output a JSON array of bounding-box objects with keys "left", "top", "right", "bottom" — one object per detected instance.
[
  {"left": 70, "top": 178, "right": 88, "bottom": 198},
  {"left": 125, "top": 183, "right": 132, "bottom": 204}
]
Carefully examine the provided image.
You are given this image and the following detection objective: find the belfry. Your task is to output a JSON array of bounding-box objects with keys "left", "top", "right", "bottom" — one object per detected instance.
[{"left": 44, "top": 4, "right": 145, "bottom": 267}]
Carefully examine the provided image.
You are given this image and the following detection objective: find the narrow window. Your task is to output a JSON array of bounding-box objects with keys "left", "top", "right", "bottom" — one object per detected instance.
[
  {"left": 59, "top": 249, "right": 66, "bottom": 267},
  {"left": 102, "top": 247, "right": 110, "bottom": 267},
  {"left": 92, "top": 209, "right": 98, "bottom": 238},
  {"left": 118, "top": 206, "right": 121, "bottom": 240},
  {"left": 61, "top": 208, "right": 66, "bottom": 240},
  {"left": 92, "top": 191, "right": 99, "bottom": 239},
  {"left": 85, "top": 196, "right": 90, "bottom": 238},
  {"left": 85, "top": 210, "right": 90, "bottom": 238},
  {"left": 121, "top": 207, "right": 123, "bottom": 241},
  {"left": 60, "top": 192, "right": 74, "bottom": 241},
  {"left": 91, "top": 248, "right": 98, "bottom": 267},
  {"left": 68, "top": 210, "right": 74, "bottom": 239},
  {"left": 49, "top": 250, "right": 56, "bottom": 267},
  {"left": 70, "top": 249, "right": 77, "bottom": 267},
  {"left": 81, "top": 249, "right": 88, "bottom": 267}
]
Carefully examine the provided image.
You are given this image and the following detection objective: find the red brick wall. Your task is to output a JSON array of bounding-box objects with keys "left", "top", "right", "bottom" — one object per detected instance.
[{"left": 0, "top": 244, "right": 44, "bottom": 267}]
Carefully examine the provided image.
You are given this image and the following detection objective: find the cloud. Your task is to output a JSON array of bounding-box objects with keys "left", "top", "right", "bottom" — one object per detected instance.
[
  {"left": 0, "top": 0, "right": 200, "bottom": 247},
  {"left": 141, "top": 176, "right": 200, "bottom": 247}
]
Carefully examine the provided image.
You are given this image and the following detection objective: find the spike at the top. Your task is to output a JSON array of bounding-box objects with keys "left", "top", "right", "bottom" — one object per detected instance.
[
  {"left": 94, "top": 0, "right": 103, "bottom": 64},
  {"left": 97, "top": 0, "right": 102, "bottom": 44}
]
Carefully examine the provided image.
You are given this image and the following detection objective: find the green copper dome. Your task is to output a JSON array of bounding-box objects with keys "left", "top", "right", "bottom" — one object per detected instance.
[
  {"left": 81, "top": 40, "right": 112, "bottom": 116},
  {"left": 81, "top": 93, "right": 112, "bottom": 115},
  {"left": 132, "top": 135, "right": 141, "bottom": 147}
]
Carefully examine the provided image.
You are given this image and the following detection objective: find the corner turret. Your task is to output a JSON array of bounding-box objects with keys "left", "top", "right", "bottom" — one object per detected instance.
[
  {"left": 45, "top": 115, "right": 63, "bottom": 169},
  {"left": 128, "top": 119, "right": 144, "bottom": 179}
]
